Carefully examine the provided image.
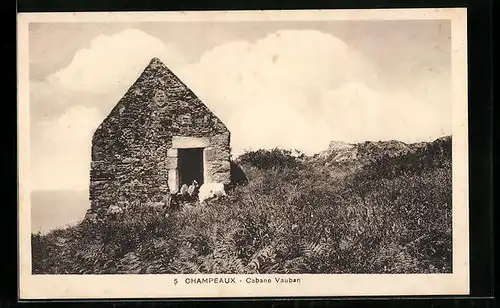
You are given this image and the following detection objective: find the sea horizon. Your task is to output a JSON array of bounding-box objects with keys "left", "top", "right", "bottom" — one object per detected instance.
[{"left": 31, "top": 189, "right": 90, "bottom": 235}]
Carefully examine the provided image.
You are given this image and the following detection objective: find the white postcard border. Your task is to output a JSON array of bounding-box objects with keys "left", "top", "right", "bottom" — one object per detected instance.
[{"left": 17, "top": 8, "right": 469, "bottom": 299}]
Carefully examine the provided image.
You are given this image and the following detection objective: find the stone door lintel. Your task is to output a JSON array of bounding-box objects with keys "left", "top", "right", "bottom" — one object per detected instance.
[{"left": 171, "top": 136, "right": 210, "bottom": 149}]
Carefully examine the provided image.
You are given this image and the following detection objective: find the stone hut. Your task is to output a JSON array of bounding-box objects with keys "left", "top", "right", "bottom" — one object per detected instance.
[{"left": 89, "top": 57, "right": 231, "bottom": 213}]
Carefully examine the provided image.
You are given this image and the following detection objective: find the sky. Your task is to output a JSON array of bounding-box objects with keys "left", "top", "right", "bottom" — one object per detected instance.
[{"left": 29, "top": 20, "right": 451, "bottom": 191}]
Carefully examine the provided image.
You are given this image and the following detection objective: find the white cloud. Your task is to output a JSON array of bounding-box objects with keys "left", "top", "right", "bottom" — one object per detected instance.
[
  {"left": 31, "top": 106, "right": 103, "bottom": 191},
  {"left": 30, "top": 80, "right": 118, "bottom": 122},
  {"left": 46, "top": 28, "right": 188, "bottom": 94},
  {"left": 30, "top": 28, "right": 451, "bottom": 190},
  {"left": 176, "top": 29, "right": 450, "bottom": 155},
  {"left": 318, "top": 82, "right": 450, "bottom": 143},
  {"left": 38, "top": 105, "right": 102, "bottom": 145},
  {"left": 31, "top": 28, "right": 186, "bottom": 190}
]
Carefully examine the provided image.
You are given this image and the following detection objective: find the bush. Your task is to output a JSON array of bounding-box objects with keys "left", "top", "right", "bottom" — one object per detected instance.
[{"left": 237, "top": 148, "right": 305, "bottom": 170}]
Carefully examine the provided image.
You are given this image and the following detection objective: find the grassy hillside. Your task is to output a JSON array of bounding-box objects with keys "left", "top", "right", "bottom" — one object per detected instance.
[{"left": 32, "top": 137, "right": 452, "bottom": 274}]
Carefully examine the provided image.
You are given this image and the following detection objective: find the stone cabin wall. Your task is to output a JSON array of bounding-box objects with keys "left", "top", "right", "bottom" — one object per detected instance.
[{"left": 89, "top": 58, "right": 230, "bottom": 213}]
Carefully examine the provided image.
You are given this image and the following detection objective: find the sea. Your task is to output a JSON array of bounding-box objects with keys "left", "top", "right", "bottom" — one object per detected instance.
[{"left": 31, "top": 190, "right": 90, "bottom": 235}]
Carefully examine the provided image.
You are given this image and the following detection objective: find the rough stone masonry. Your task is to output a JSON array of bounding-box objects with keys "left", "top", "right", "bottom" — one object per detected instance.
[{"left": 89, "top": 57, "right": 231, "bottom": 214}]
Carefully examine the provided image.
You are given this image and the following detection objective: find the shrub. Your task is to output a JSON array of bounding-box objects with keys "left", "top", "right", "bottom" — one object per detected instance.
[{"left": 237, "top": 148, "right": 304, "bottom": 170}]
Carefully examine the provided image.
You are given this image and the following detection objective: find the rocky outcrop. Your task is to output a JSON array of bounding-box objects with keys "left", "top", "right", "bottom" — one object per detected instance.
[
  {"left": 315, "top": 141, "right": 357, "bottom": 162},
  {"left": 312, "top": 136, "right": 452, "bottom": 168},
  {"left": 89, "top": 58, "right": 231, "bottom": 215}
]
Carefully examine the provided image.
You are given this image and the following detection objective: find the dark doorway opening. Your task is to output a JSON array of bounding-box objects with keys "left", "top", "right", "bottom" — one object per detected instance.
[{"left": 177, "top": 148, "right": 204, "bottom": 187}]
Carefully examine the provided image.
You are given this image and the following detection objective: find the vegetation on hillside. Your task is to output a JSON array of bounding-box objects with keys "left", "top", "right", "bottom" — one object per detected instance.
[{"left": 32, "top": 137, "right": 452, "bottom": 274}]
